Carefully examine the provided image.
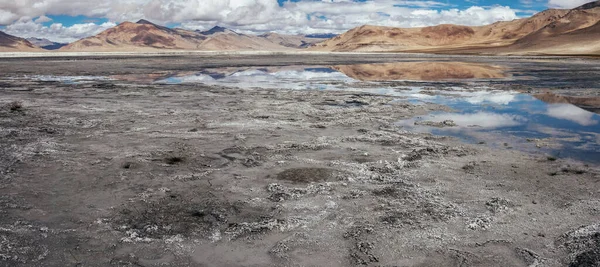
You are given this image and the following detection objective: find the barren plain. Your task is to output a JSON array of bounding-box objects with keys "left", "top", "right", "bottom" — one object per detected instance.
[{"left": 1, "top": 54, "right": 599, "bottom": 267}]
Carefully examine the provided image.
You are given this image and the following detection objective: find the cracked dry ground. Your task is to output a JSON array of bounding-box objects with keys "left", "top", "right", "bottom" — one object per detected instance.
[{"left": 1, "top": 77, "right": 600, "bottom": 267}]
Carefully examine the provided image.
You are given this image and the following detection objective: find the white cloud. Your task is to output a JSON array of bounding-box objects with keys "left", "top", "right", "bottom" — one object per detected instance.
[
  {"left": 34, "top": 15, "right": 53, "bottom": 23},
  {"left": 3, "top": 19, "right": 116, "bottom": 43},
  {"left": 547, "top": 0, "right": 590, "bottom": 9},
  {"left": 1, "top": 0, "right": 524, "bottom": 40},
  {"left": 431, "top": 112, "right": 527, "bottom": 128},
  {"left": 546, "top": 104, "right": 598, "bottom": 126}
]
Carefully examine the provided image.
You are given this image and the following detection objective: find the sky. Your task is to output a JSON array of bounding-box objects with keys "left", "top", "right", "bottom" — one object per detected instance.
[{"left": 0, "top": 0, "right": 593, "bottom": 43}]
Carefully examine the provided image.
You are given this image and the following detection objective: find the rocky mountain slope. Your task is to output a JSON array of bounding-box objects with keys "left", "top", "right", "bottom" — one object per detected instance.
[
  {"left": 60, "top": 20, "right": 207, "bottom": 51},
  {"left": 0, "top": 31, "right": 41, "bottom": 52},
  {"left": 312, "top": 1, "right": 600, "bottom": 55},
  {"left": 60, "top": 21, "right": 326, "bottom": 52}
]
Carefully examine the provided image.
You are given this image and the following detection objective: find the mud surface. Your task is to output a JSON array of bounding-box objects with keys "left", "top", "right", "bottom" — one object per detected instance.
[{"left": 0, "top": 54, "right": 599, "bottom": 266}]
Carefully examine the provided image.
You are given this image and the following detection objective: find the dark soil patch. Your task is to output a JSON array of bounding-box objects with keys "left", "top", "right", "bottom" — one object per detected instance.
[
  {"left": 114, "top": 192, "right": 277, "bottom": 239},
  {"left": 275, "top": 167, "right": 338, "bottom": 183},
  {"left": 164, "top": 156, "right": 185, "bottom": 165}
]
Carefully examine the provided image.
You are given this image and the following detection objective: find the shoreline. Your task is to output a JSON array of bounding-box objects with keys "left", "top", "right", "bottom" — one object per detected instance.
[{"left": 0, "top": 50, "right": 598, "bottom": 60}]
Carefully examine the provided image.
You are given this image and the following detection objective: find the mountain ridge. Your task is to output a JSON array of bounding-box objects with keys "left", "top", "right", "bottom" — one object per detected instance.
[
  {"left": 0, "top": 31, "right": 41, "bottom": 52},
  {"left": 312, "top": 1, "right": 600, "bottom": 55},
  {"left": 60, "top": 21, "right": 326, "bottom": 52}
]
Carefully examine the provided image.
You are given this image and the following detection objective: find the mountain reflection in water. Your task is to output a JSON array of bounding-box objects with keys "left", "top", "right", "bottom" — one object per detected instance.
[
  {"left": 398, "top": 93, "right": 600, "bottom": 162},
  {"left": 332, "top": 62, "right": 508, "bottom": 81},
  {"left": 134, "top": 62, "right": 599, "bottom": 162},
  {"left": 155, "top": 61, "right": 508, "bottom": 86}
]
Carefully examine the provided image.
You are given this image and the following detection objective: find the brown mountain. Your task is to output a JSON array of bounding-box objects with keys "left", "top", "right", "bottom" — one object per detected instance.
[
  {"left": 313, "top": 1, "right": 600, "bottom": 55},
  {"left": 26, "top": 38, "right": 68, "bottom": 50},
  {"left": 196, "top": 29, "right": 294, "bottom": 51},
  {"left": 0, "top": 31, "right": 41, "bottom": 52},
  {"left": 61, "top": 21, "right": 317, "bottom": 52},
  {"left": 333, "top": 62, "right": 507, "bottom": 81},
  {"left": 311, "top": 9, "right": 567, "bottom": 52},
  {"left": 507, "top": 1, "right": 600, "bottom": 54},
  {"left": 61, "top": 20, "right": 207, "bottom": 51},
  {"left": 259, "top": 32, "right": 327, "bottom": 48}
]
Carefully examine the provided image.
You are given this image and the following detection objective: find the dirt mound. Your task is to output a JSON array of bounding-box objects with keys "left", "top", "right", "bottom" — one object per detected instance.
[{"left": 557, "top": 224, "right": 600, "bottom": 266}]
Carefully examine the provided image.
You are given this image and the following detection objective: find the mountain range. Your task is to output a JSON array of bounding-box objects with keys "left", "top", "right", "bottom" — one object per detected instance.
[
  {"left": 26, "top": 38, "right": 68, "bottom": 50},
  {"left": 1, "top": 1, "right": 600, "bottom": 55},
  {"left": 0, "top": 31, "right": 41, "bottom": 52},
  {"left": 59, "top": 20, "right": 327, "bottom": 52},
  {"left": 312, "top": 1, "right": 600, "bottom": 55}
]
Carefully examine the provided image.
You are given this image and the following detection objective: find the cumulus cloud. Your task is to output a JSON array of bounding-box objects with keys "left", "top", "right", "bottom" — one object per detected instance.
[
  {"left": 546, "top": 104, "right": 598, "bottom": 126},
  {"left": 432, "top": 112, "right": 527, "bottom": 128},
  {"left": 182, "top": 1, "right": 519, "bottom": 34},
  {"left": 34, "top": 15, "right": 53, "bottom": 23},
  {"left": 548, "top": 0, "right": 590, "bottom": 9},
  {"left": 3, "top": 19, "right": 116, "bottom": 43},
  {"left": 0, "top": 0, "right": 529, "bottom": 40}
]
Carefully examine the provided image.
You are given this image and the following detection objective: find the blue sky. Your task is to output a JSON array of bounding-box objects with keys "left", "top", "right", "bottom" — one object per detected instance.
[{"left": 0, "top": 0, "right": 591, "bottom": 42}]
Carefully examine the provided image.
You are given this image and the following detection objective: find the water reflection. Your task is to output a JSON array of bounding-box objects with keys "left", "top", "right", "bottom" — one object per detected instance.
[
  {"left": 546, "top": 104, "right": 598, "bottom": 126},
  {"left": 31, "top": 75, "right": 113, "bottom": 84},
  {"left": 16, "top": 61, "right": 597, "bottom": 162},
  {"left": 332, "top": 62, "right": 508, "bottom": 81},
  {"left": 535, "top": 92, "right": 600, "bottom": 114},
  {"left": 149, "top": 63, "right": 600, "bottom": 161},
  {"left": 398, "top": 93, "right": 600, "bottom": 162},
  {"left": 157, "top": 66, "right": 355, "bottom": 90},
  {"left": 155, "top": 62, "right": 508, "bottom": 87}
]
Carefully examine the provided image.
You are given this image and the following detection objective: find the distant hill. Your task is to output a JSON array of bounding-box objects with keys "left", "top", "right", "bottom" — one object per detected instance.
[
  {"left": 60, "top": 20, "right": 207, "bottom": 51},
  {"left": 259, "top": 32, "right": 327, "bottom": 48},
  {"left": 4, "top": 1, "right": 600, "bottom": 55},
  {"left": 305, "top": 33, "right": 338, "bottom": 39},
  {"left": 26, "top": 38, "right": 68, "bottom": 50},
  {"left": 312, "top": 1, "right": 600, "bottom": 55},
  {"left": 199, "top": 26, "right": 229, "bottom": 35},
  {"left": 61, "top": 21, "right": 325, "bottom": 52},
  {"left": 0, "top": 31, "right": 41, "bottom": 52}
]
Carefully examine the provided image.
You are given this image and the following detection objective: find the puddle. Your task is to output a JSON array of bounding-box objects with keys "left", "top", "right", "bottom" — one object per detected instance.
[
  {"left": 28, "top": 75, "right": 113, "bottom": 84},
  {"left": 397, "top": 92, "right": 600, "bottom": 162},
  {"left": 150, "top": 62, "right": 600, "bottom": 162},
  {"left": 155, "top": 62, "right": 510, "bottom": 89},
  {"left": 156, "top": 66, "right": 357, "bottom": 90}
]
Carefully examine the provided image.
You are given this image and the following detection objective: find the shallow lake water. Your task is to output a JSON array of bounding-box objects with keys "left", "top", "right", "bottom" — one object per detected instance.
[
  {"left": 153, "top": 62, "right": 600, "bottom": 162},
  {"left": 13, "top": 61, "right": 600, "bottom": 162}
]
